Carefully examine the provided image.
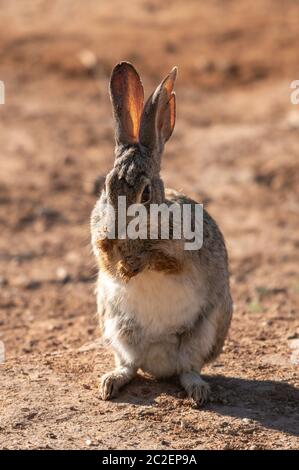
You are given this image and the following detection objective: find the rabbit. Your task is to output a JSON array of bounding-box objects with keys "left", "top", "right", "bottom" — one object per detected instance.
[{"left": 90, "top": 62, "right": 233, "bottom": 406}]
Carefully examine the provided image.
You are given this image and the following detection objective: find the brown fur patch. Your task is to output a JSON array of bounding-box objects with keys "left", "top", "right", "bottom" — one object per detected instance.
[
  {"left": 97, "top": 239, "right": 118, "bottom": 277},
  {"left": 149, "top": 251, "right": 183, "bottom": 274},
  {"left": 97, "top": 238, "right": 183, "bottom": 279},
  {"left": 116, "top": 261, "right": 138, "bottom": 283},
  {"left": 96, "top": 238, "right": 115, "bottom": 253}
]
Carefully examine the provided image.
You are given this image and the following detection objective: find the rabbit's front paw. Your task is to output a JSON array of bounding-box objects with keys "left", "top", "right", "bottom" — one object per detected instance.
[
  {"left": 117, "top": 259, "right": 143, "bottom": 282},
  {"left": 180, "top": 371, "right": 210, "bottom": 407},
  {"left": 99, "top": 367, "right": 136, "bottom": 400},
  {"left": 100, "top": 372, "right": 119, "bottom": 400}
]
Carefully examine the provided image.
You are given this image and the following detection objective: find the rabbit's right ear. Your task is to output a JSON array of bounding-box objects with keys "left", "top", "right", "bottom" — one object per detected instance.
[{"left": 110, "top": 62, "right": 144, "bottom": 147}]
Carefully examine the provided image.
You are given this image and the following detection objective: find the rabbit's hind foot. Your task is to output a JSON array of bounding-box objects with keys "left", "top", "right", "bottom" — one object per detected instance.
[{"left": 180, "top": 370, "right": 210, "bottom": 407}]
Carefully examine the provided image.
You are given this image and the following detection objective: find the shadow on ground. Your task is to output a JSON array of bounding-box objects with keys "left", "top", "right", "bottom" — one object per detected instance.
[{"left": 114, "top": 374, "right": 299, "bottom": 437}]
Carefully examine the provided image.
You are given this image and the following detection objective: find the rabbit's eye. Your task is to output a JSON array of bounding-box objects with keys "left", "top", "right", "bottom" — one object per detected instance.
[{"left": 141, "top": 184, "right": 151, "bottom": 204}]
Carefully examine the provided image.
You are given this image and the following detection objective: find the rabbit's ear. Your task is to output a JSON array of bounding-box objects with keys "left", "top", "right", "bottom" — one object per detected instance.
[
  {"left": 110, "top": 62, "right": 144, "bottom": 146},
  {"left": 139, "top": 67, "right": 177, "bottom": 154}
]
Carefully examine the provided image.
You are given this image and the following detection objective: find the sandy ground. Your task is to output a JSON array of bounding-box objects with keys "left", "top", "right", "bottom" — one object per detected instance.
[{"left": 0, "top": 0, "right": 298, "bottom": 450}]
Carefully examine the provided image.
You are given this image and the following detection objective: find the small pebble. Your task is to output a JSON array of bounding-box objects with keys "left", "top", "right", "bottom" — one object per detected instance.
[
  {"left": 56, "top": 267, "right": 70, "bottom": 283},
  {"left": 25, "top": 280, "right": 41, "bottom": 290},
  {"left": 78, "top": 49, "right": 97, "bottom": 70},
  {"left": 219, "top": 421, "right": 229, "bottom": 428},
  {"left": 160, "top": 439, "right": 169, "bottom": 446},
  {"left": 0, "top": 276, "right": 8, "bottom": 287},
  {"left": 0, "top": 341, "right": 5, "bottom": 364},
  {"left": 287, "top": 332, "right": 298, "bottom": 340}
]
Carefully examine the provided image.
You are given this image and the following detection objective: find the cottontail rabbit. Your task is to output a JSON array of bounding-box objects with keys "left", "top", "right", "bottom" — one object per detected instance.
[{"left": 91, "top": 62, "right": 233, "bottom": 405}]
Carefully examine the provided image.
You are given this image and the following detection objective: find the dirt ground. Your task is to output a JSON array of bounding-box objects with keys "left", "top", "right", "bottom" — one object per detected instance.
[{"left": 0, "top": 0, "right": 298, "bottom": 450}]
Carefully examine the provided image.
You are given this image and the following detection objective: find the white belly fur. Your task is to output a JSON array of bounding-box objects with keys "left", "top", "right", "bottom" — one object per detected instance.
[{"left": 97, "top": 269, "right": 203, "bottom": 338}]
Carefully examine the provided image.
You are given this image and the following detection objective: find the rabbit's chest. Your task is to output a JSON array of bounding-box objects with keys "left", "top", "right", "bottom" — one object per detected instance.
[{"left": 98, "top": 269, "right": 202, "bottom": 337}]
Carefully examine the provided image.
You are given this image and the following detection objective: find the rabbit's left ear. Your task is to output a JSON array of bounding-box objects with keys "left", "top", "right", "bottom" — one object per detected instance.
[
  {"left": 110, "top": 62, "right": 144, "bottom": 147},
  {"left": 139, "top": 67, "right": 177, "bottom": 154}
]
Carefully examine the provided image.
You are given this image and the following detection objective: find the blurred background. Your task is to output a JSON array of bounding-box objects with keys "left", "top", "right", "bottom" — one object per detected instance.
[{"left": 0, "top": 0, "right": 298, "bottom": 450}]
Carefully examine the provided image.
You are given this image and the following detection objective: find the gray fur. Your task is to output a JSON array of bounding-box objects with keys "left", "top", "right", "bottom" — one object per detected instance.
[{"left": 90, "top": 63, "right": 233, "bottom": 405}]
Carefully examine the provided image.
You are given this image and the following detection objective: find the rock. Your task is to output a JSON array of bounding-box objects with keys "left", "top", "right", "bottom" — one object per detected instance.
[
  {"left": 82, "top": 384, "right": 91, "bottom": 390},
  {"left": 56, "top": 267, "right": 71, "bottom": 283},
  {"left": 287, "top": 332, "right": 299, "bottom": 340},
  {"left": 219, "top": 421, "right": 229, "bottom": 428},
  {"left": 25, "top": 280, "right": 42, "bottom": 290},
  {"left": 78, "top": 50, "right": 98, "bottom": 71},
  {"left": 220, "top": 61, "right": 241, "bottom": 78},
  {"left": 242, "top": 418, "right": 250, "bottom": 424},
  {"left": 0, "top": 276, "right": 8, "bottom": 287},
  {"left": 243, "top": 428, "right": 255, "bottom": 435},
  {"left": 262, "top": 320, "right": 273, "bottom": 327},
  {"left": 160, "top": 439, "right": 169, "bottom": 446},
  {"left": 0, "top": 341, "right": 5, "bottom": 364}
]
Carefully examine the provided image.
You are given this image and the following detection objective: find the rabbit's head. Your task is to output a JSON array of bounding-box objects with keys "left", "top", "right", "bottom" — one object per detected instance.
[{"left": 104, "top": 62, "right": 177, "bottom": 210}]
